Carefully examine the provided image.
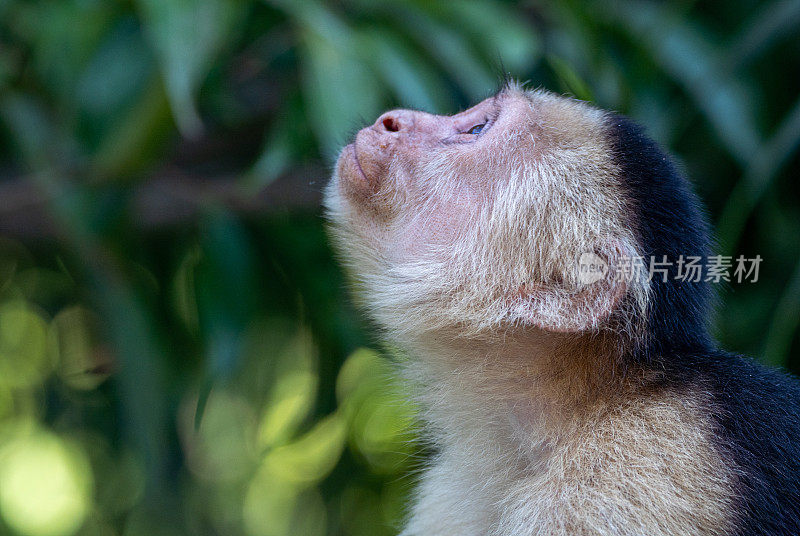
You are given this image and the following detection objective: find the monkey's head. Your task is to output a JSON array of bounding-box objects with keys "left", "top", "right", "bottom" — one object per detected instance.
[{"left": 325, "top": 83, "right": 711, "bottom": 355}]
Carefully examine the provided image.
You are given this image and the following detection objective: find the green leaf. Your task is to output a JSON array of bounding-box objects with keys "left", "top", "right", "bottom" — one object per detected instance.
[
  {"left": 763, "top": 254, "right": 800, "bottom": 366},
  {"left": 89, "top": 77, "right": 173, "bottom": 181},
  {"left": 601, "top": 0, "right": 762, "bottom": 164},
  {"left": 196, "top": 210, "right": 257, "bottom": 381},
  {"left": 724, "top": 0, "right": 800, "bottom": 71},
  {"left": 262, "top": 1, "right": 382, "bottom": 159},
  {"left": 357, "top": 29, "right": 450, "bottom": 113},
  {"left": 10, "top": 1, "right": 114, "bottom": 107},
  {"left": 547, "top": 55, "right": 595, "bottom": 102},
  {"left": 135, "top": 0, "right": 245, "bottom": 136},
  {"left": 77, "top": 20, "right": 155, "bottom": 121},
  {"left": 299, "top": 28, "right": 382, "bottom": 160},
  {"left": 394, "top": 5, "right": 497, "bottom": 100},
  {"left": 438, "top": 0, "right": 541, "bottom": 75},
  {"left": 0, "top": 92, "right": 58, "bottom": 169},
  {"left": 245, "top": 114, "right": 296, "bottom": 192},
  {"left": 717, "top": 96, "right": 800, "bottom": 255}
]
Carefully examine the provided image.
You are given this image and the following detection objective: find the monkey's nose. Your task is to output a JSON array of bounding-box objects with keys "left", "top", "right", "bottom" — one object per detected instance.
[{"left": 374, "top": 110, "right": 414, "bottom": 133}]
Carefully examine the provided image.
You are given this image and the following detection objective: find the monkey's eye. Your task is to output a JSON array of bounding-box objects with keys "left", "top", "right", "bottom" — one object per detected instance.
[{"left": 466, "top": 124, "right": 486, "bottom": 135}]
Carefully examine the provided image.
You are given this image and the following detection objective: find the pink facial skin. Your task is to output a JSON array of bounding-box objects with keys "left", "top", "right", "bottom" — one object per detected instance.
[
  {"left": 337, "top": 92, "right": 504, "bottom": 198},
  {"left": 327, "top": 83, "right": 643, "bottom": 341},
  {"left": 332, "top": 88, "right": 540, "bottom": 260}
]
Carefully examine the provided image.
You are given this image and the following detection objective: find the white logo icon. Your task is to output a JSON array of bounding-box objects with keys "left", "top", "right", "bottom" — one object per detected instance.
[{"left": 577, "top": 252, "right": 608, "bottom": 285}]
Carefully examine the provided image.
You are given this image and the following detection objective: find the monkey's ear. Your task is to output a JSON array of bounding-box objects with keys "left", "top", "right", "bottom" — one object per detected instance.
[{"left": 511, "top": 244, "right": 630, "bottom": 333}]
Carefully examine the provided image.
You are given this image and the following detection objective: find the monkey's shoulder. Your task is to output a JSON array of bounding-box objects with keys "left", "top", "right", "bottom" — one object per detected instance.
[
  {"left": 663, "top": 351, "right": 800, "bottom": 533},
  {"left": 503, "top": 353, "right": 800, "bottom": 535}
]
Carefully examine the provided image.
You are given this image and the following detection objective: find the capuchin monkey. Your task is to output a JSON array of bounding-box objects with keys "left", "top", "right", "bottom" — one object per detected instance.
[{"left": 324, "top": 82, "right": 800, "bottom": 535}]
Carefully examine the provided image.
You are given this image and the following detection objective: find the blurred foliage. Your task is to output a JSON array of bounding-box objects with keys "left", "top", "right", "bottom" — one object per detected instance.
[{"left": 0, "top": 0, "right": 797, "bottom": 535}]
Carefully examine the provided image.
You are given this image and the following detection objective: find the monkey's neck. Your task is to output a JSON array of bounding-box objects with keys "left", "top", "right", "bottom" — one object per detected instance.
[{"left": 405, "top": 328, "right": 648, "bottom": 451}]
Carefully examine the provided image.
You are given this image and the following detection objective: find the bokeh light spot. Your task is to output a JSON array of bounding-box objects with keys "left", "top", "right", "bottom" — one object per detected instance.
[
  {"left": 258, "top": 370, "right": 317, "bottom": 448},
  {"left": 335, "top": 348, "right": 385, "bottom": 405},
  {"left": 183, "top": 389, "right": 257, "bottom": 483},
  {"left": 0, "top": 430, "right": 93, "bottom": 536},
  {"left": 352, "top": 394, "right": 415, "bottom": 473},
  {"left": 242, "top": 484, "right": 326, "bottom": 536},
  {"left": 264, "top": 412, "right": 346, "bottom": 486},
  {"left": 0, "top": 301, "right": 52, "bottom": 389},
  {"left": 50, "top": 306, "right": 110, "bottom": 391},
  {"left": 336, "top": 348, "right": 417, "bottom": 473}
]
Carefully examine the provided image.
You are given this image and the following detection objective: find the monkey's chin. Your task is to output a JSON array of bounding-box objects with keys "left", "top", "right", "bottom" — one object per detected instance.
[{"left": 335, "top": 143, "right": 375, "bottom": 199}]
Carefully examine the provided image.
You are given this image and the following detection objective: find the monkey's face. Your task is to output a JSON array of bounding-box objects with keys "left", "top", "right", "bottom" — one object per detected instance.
[{"left": 325, "top": 85, "right": 646, "bottom": 338}]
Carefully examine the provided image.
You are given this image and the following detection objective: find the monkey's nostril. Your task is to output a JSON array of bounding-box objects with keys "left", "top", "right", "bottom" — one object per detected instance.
[{"left": 382, "top": 117, "right": 399, "bottom": 132}]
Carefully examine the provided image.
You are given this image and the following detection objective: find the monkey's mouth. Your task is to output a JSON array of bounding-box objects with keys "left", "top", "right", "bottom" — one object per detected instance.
[
  {"left": 337, "top": 141, "right": 377, "bottom": 198},
  {"left": 350, "top": 143, "right": 370, "bottom": 184}
]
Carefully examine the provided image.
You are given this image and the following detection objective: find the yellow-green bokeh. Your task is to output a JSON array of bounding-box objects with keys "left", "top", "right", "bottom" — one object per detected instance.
[{"left": 0, "top": 427, "right": 93, "bottom": 536}]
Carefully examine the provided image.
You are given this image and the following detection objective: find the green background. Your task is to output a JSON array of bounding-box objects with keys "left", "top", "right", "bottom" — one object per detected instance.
[{"left": 0, "top": 1, "right": 798, "bottom": 535}]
